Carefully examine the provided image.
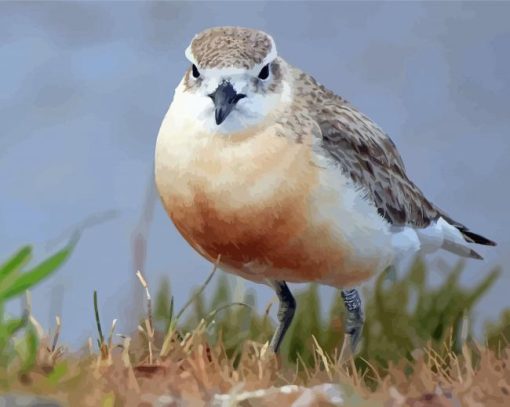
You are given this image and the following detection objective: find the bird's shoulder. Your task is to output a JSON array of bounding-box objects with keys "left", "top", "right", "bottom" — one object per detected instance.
[
  {"left": 289, "top": 66, "right": 405, "bottom": 168},
  {"left": 286, "top": 66, "right": 439, "bottom": 227}
]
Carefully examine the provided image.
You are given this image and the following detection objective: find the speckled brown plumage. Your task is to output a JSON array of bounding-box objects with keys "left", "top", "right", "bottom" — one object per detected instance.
[
  {"left": 277, "top": 63, "right": 491, "bottom": 241},
  {"left": 291, "top": 70, "right": 438, "bottom": 227},
  {"left": 190, "top": 26, "right": 273, "bottom": 69}
]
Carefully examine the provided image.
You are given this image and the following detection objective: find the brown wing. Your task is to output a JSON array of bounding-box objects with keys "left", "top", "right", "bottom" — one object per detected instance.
[
  {"left": 317, "top": 106, "right": 439, "bottom": 228},
  {"left": 293, "top": 67, "right": 494, "bottom": 243}
]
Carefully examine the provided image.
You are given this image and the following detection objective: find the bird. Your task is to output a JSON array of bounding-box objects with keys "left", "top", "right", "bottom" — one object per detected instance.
[{"left": 154, "top": 26, "right": 496, "bottom": 354}]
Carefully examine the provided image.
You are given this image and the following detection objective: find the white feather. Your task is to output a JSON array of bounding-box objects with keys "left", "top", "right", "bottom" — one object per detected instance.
[
  {"left": 170, "top": 69, "right": 292, "bottom": 135},
  {"left": 392, "top": 216, "right": 477, "bottom": 259}
]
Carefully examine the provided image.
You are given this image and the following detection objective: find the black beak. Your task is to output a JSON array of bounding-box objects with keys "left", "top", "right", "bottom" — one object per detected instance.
[{"left": 208, "top": 81, "right": 246, "bottom": 125}]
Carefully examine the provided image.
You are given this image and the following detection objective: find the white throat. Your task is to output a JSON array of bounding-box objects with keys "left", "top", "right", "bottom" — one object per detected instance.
[{"left": 170, "top": 73, "right": 292, "bottom": 135}]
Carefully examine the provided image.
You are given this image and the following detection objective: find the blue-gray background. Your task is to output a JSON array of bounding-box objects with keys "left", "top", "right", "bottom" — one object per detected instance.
[{"left": 1, "top": 1, "right": 509, "bottom": 347}]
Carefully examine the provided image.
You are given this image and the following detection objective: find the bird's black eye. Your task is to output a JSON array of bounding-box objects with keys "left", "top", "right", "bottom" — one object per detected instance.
[
  {"left": 192, "top": 64, "right": 200, "bottom": 78},
  {"left": 258, "top": 64, "right": 270, "bottom": 80}
]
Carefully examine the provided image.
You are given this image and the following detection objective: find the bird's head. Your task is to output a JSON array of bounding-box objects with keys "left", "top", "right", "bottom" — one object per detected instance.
[{"left": 173, "top": 27, "right": 292, "bottom": 134}]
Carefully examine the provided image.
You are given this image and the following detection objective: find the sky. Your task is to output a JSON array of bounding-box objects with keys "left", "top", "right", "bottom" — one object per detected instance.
[{"left": 1, "top": 1, "right": 509, "bottom": 347}]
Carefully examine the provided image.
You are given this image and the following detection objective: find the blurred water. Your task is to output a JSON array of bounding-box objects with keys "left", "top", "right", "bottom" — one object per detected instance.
[{"left": 0, "top": 1, "right": 509, "bottom": 347}]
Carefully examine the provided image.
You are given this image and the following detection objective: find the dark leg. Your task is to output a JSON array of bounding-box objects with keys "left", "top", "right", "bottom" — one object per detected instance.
[
  {"left": 341, "top": 288, "right": 364, "bottom": 354},
  {"left": 269, "top": 280, "right": 296, "bottom": 353}
]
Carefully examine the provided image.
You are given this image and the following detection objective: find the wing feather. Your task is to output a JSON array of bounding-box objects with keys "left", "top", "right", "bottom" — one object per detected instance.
[
  {"left": 317, "top": 106, "right": 439, "bottom": 227},
  {"left": 293, "top": 68, "right": 495, "bottom": 245}
]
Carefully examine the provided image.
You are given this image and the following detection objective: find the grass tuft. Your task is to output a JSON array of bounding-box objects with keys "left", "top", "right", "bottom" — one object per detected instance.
[{"left": 0, "top": 252, "right": 509, "bottom": 405}]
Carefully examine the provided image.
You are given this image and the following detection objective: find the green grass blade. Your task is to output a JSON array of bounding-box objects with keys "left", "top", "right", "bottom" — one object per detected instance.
[
  {"left": 4, "top": 316, "right": 28, "bottom": 338},
  {"left": 176, "top": 259, "right": 218, "bottom": 321},
  {"left": 0, "top": 316, "right": 27, "bottom": 352},
  {"left": 0, "top": 237, "right": 76, "bottom": 301},
  {"left": 167, "top": 296, "right": 174, "bottom": 332},
  {"left": 0, "top": 246, "right": 32, "bottom": 282},
  {"left": 20, "top": 324, "right": 38, "bottom": 374},
  {"left": 93, "top": 290, "right": 104, "bottom": 346}
]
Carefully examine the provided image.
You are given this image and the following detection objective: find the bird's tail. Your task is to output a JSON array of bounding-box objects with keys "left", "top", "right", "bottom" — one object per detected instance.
[{"left": 438, "top": 213, "right": 496, "bottom": 260}]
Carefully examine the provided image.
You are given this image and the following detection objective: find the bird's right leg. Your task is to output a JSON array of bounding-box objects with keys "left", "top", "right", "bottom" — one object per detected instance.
[
  {"left": 269, "top": 280, "right": 296, "bottom": 353},
  {"left": 340, "top": 288, "right": 364, "bottom": 356}
]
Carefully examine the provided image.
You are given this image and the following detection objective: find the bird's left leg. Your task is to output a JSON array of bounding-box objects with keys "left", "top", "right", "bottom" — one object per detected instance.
[
  {"left": 341, "top": 288, "right": 364, "bottom": 355},
  {"left": 269, "top": 280, "right": 296, "bottom": 353}
]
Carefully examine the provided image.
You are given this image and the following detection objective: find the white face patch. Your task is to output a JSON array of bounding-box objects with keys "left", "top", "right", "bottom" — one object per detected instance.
[{"left": 173, "top": 59, "right": 291, "bottom": 135}]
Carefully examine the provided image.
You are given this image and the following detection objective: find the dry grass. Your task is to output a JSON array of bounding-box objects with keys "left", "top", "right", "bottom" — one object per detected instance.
[
  {"left": 1, "top": 271, "right": 508, "bottom": 406},
  {"left": 2, "top": 324, "right": 509, "bottom": 406},
  {"left": 2, "top": 184, "right": 508, "bottom": 405}
]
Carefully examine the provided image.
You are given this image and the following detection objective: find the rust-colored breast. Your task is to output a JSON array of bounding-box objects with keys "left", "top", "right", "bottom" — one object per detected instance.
[
  {"left": 156, "top": 123, "right": 375, "bottom": 287},
  {"left": 160, "top": 126, "right": 316, "bottom": 270},
  {"left": 168, "top": 186, "right": 309, "bottom": 270},
  {"left": 165, "top": 186, "right": 373, "bottom": 288}
]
